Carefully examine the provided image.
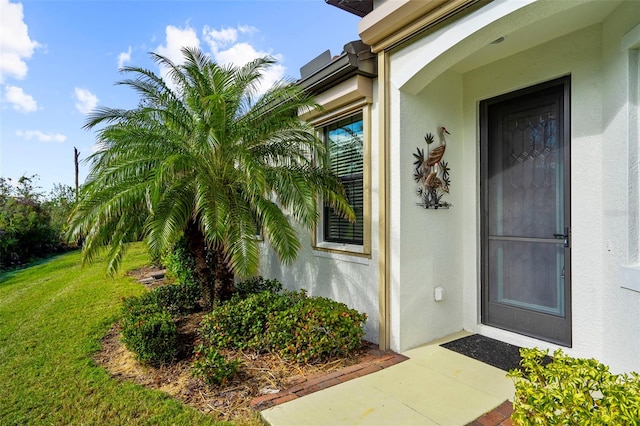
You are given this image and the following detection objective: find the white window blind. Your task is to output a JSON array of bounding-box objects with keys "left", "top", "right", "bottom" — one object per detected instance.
[{"left": 323, "top": 113, "right": 364, "bottom": 244}]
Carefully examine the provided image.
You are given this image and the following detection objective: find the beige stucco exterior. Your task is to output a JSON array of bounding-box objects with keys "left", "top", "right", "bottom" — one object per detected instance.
[
  {"left": 382, "top": 0, "right": 640, "bottom": 373},
  {"left": 262, "top": 0, "right": 640, "bottom": 373}
]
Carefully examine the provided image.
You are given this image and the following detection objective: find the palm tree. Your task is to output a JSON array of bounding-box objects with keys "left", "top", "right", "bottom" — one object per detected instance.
[{"left": 68, "top": 48, "right": 354, "bottom": 308}]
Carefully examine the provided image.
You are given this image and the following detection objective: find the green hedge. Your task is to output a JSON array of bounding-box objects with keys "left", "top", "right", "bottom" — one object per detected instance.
[
  {"left": 233, "top": 276, "right": 283, "bottom": 300},
  {"left": 199, "top": 290, "right": 300, "bottom": 350}
]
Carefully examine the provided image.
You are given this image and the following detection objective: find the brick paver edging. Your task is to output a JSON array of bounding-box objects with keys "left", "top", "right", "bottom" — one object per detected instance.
[
  {"left": 467, "top": 400, "right": 514, "bottom": 426},
  {"left": 250, "top": 349, "right": 409, "bottom": 410}
]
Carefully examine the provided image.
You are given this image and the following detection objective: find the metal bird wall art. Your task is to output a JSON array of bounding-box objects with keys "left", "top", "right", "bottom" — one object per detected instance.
[{"left": 413, "top": 126, "right": 452, "bottom": 209}]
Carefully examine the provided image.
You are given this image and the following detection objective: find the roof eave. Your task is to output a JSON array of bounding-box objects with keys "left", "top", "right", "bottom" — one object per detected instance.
[
  {"left": 325, "top": 0, "right": 373, "bottom": 17},
  {"left": 298, "top": 51, "right": 377, "bottom": 95}
]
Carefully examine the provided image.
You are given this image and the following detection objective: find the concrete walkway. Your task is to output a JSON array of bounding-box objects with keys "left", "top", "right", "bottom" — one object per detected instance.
[{"left": 261, "top": 332, "right": 515, "bottom": 426}]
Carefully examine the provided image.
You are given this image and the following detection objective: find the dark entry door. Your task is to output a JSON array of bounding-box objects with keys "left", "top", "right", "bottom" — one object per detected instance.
[{"left": 480, "top": 77, "right": 571, "bottom": 346}]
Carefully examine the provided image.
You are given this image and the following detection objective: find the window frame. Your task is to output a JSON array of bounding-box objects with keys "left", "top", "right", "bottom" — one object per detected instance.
[
  {"left": 322, "top": 112, "right": 365, "bottom": 245},
  {"left": 311, "top": 103, "right": 371, "bottom": 257}
]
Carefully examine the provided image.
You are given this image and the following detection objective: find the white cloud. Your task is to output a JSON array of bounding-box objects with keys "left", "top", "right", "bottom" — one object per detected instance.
[
  {"left": 155, "top": 23, "right": 285, "bottom": 96},
  {"left": 4, "top": 84, "right": 37, "bottom": 112},
  {"left": 117, "top": 46, "right": 132, "bottom": 69},
  {"left": 156, "top": 25, "right": 200, "bottom": 65},
  {"left": 16, "top": 129, "right": 66, "bottom": 143},
  {"left": 74, "top": 87, "right": 98, "bottom": 114},
  {"left": 203, "top": 25, "right": 262, "bottom": 65},
  {"left": 213, "top": 41, "right": 257, "bottom": 66},
  {"left": 203, "top": 25, "right": 284, "bottom": 94},
  {"left": 202, "top": 25, "right": 256, "bottom": 53},
  {"left": 213, "top": 42, "right": 285, "bottom": 93},
  {"left": 204, "top": 26, "right": 239, "bottom": 49},
  {"left": 155, "top": 25, "right": 201, "bottom": 92},
  {"left": 0, "top": 0, "right": 41, "bottom": 83}
]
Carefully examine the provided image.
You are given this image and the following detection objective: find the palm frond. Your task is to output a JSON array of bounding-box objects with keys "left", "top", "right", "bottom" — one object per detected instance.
[{"left": 71, "top": 47, "right": 354, "bottom": 284}]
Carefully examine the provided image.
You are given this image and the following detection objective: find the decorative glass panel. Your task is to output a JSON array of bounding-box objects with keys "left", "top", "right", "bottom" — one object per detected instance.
[{"left": 488, "top": 108, "right": 564, "bottom": 239}]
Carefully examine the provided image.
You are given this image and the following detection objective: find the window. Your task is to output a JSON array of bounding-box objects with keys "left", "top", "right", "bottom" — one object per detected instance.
[{"left": 323, "top": 113, "right": 364, "bottom": 245}]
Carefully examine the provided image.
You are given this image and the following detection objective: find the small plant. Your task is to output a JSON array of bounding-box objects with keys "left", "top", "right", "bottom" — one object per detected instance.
[
  {"left": 121, "top": 293, "right": 178, "bottom": 365},
  {"left": 508, "top": 348, "right": 640, "bottom": 425},
  {"left": 162, "top": 240, "right": 197, "bottom": 287},
  {"left": 121, "top": 292, "right": 163, "bottom": 318},
  {"left": 191, "top": 344, "right": 240, "bottom": 386},
  {"left": 119, "top": 279, "right": 197, "bottom": 364}
]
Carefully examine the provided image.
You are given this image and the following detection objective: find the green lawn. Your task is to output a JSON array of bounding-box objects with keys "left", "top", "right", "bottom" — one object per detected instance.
[{"left": 0, "top": 244, "right": 226, "bottom": 425}]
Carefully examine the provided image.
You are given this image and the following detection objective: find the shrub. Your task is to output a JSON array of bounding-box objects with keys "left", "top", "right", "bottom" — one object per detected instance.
[
  {"left": 266, "top": 296, "right": 367, "bottom": 363},
  {"left": 153, "top": 281, "right": 201, "bottom": 316},
  {"left": 121, "top": 293, "right": 178, "bottom": 365},
  {"left": 119, "top": 276, "right": 199, "bottom": 364},
  {"left": 121, "top": 309, "right": 178, "bottom": 365},
  {"left": 199, "top": 290, "right": 299, "bottom": 350},
  {"left": 191, "top": 344, "right": 240, "bottom": 386},
  {"left": 508, "top": 348, "right": 640, "bottom": 425},
  {"left": 157, "top": 240, "right": 205, "bottom": 314},
  {"left": 199, "top": 290, "right": 367, "bottom": 364},
  {"left": 121, "top": 292, "right": 163, "bottom": 319},
  {"left": 233, "top": 276, "right": 283, "bottom": 299}
]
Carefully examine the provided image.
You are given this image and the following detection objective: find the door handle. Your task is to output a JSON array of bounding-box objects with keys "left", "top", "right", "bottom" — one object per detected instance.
[{"left": 553, "top": 227, "right": 570, "bottom": 248}]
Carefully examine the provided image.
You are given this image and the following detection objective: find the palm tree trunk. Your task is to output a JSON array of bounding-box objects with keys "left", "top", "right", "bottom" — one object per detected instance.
[
  {"left": 213, "top": 245, "right": 234, "bottom": 302},
  {"left": 185, "top": 221, "right": 215, "bottom": 310}
]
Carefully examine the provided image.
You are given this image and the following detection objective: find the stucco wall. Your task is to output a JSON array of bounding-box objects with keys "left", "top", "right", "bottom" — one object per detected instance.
[
  {"left": 263, "top": 0, "right": 638, "bottom": 372},
  {"left": 387, "top": 0, "right": 639, "bottom": 372},
  {"left": 600, "top": 1, "right": 640, "bottom": 373},
  {"left": 260, "top": 226, "right": 380, "bottom": 343},
  {"left": 389, "top": 72, "right": 465, "bottom": 351}
]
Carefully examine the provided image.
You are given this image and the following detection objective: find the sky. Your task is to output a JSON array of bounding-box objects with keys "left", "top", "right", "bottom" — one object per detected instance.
[{"left": 0, "top": 0, "right": 360, "bottom": 194}]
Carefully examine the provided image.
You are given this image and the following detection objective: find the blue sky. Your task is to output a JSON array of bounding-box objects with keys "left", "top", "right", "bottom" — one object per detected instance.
[{"left": 0, "top": 0, "right": 360, "bottom": 194}]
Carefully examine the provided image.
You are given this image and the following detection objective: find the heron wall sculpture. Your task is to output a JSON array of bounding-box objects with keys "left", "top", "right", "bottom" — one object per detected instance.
[{"left": 413, "top": 126, "right": 452, "bottom": 209}]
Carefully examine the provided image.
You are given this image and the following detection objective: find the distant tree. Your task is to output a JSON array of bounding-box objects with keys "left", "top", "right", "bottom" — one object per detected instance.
[
  {"left": 45, "top": 183, "right": 76, "bottom": 243},
  {"left": 67, "top": 48, "right": 354, "bottom": 308},
  {"left": 0, "top": 177, "right": 15, "bottom": 266},
  {"left": 14, "top": 175, "right": 42, "bottom": 202},
  {"left": 0, "top": 178, "right": 11, "bottom": 208},
  {"left": 0, "top": 175, "right": 67, "bottom": 269}
]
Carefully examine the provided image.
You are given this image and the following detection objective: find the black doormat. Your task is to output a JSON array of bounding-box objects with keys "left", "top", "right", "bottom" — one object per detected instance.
[{"left": 441, "top": 334, "right": 524, "bottom": 372}]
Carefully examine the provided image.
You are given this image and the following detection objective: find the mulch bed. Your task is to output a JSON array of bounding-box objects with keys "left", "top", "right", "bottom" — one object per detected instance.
[
  {"left": 94, "top": 320, "right": 405, "bottom": 423},
  {"left": 94, "top": 266, "right": 408, "bottom": 424}
]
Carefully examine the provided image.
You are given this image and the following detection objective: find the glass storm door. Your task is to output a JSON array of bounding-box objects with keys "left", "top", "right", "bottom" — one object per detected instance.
[{"left": 480, "top": 77, "right": 571, "bottom": 346}]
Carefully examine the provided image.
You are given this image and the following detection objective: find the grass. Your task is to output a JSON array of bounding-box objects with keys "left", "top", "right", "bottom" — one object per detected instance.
[{"left": 0, "top": 243, "right": 228, "bottom": 425}]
